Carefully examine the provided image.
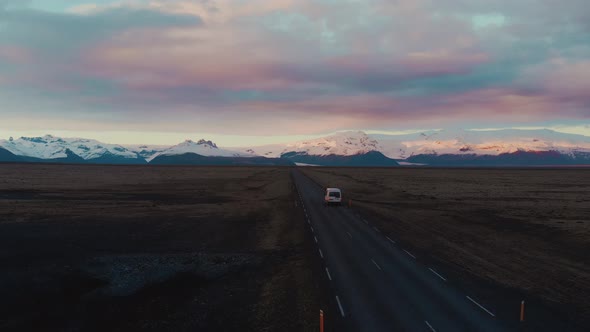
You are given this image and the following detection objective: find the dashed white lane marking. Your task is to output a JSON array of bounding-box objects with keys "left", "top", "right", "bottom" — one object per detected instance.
[
  {"left": 319, "top": 249, "right": 324, "bottom": 258},
  {"left": 466, "top": 296, "right": 496, "bottom": 317},
  {"left": 429, "top": 268, "right": 447, "bottom": 282},
  {"left": 346, "top": 231, "right": 352, "bottom": 239},
  {"left": 335, "top": 296, "right": 345, "bottom": 317},
  {"left": 314, "top": 236, "right": 318, "bottom": 243},
  {"left": 386, "top": 236, "right": 396, "bottom": 244},
  {"left": 363, "top": 219, "right": 368, "bottom": 225},
  {"left": 425, "top": 320, "right": 436, "bottom": 331},
  {"left": 373, "top": 226, "right": 380, "bottom": 233},
  {"left": 403, "top": 249, "right": 416, "bottom": 259},
  {"left": 325, "top": 267, "right": 332, "bottom": 281},
  {"left": 371, "top": 258, "right": 382, "bottom": 271},
  {"left": 307, "top": 219, "right": 311, "bottom": 224},
  {"left": 311, "top": 226, "right": 314, "bottom": 232}
]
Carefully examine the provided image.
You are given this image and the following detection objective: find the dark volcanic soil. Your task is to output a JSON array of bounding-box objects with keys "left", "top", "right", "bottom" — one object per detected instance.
[{"left": 0, "top": 164, "right": 320, "bottom": 331}]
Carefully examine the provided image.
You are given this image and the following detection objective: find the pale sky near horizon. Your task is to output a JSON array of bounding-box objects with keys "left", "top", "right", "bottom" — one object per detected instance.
[{"left": 1, "top": 0, "right": 589, "bottom": 145}]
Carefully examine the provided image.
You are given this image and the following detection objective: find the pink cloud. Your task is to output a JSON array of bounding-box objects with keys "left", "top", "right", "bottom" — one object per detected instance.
[
  {"left": 81, "top": 25, "right": 491, "bottom": 95},
  {"left": 2, "top": 0, "right": 588, "bottom": 136},
  {"left": 70, "top": 0, "right": 494, "bottom": 98},
  {"left": 531, "top": 59, "right": 590, "bottom": 101},
  {"left": 0, "top": 46, "right": 34, "bottom": 64},
  {"left": 231, "top": 84, "right": 585, "bottom": 132}
]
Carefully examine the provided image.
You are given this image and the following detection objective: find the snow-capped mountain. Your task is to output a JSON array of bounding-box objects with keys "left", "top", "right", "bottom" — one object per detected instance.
[
  {"left": 234, "top": 144, "right": 285, "bottom": 158},
  {"left": 285, "top": 131, "right": 380, "bottom": 156},
  {"left": 146, "top": 139, "right": 249, "bottom": 162},
  {"left": 374, "top": 129, "right": 590, "bottom": 159},
  {"left": 234, "top": 131, "right": 397, "bottom": 166},
  {"left": 238, "top": 131, "right": 381, "bottom": 158},
  {"left": 0, "top": 135, "right": 254, "bottom": 163},
  {"left": 232, "top": 129, "right": 590, "bottom": 166},
  {"left": 236, "top": 129, "right": 590, "bottom": 160},
  {"left": 125, "top": 144, "right": 169, "bottom": 161},
  {"left": 2, "top": 129, "right": 589, "bottom": 166},
  {"left": 0, "top": 135, "right": 142, "bottom": 162}
]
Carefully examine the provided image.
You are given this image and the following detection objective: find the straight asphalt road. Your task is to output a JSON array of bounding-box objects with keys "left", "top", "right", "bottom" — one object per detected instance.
[{"left": 292, "top": 169, "right": 512, "bottom": 332}]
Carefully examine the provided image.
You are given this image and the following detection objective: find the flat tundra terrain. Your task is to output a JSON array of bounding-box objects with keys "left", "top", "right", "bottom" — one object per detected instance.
[
  {"left": 0, "top": 164, "right": 320, "bottom": 331},
  {"left": 1, "top": 164, "right": 589, "bottom": 330},
  {"left": 302, "top": 167, "right": 590, "bottom": 327}
]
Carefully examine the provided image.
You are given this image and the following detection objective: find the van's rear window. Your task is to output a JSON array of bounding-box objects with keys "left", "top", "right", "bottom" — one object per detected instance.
[{"left": 329, "top": 192, "right": 340, "bottom": 198}]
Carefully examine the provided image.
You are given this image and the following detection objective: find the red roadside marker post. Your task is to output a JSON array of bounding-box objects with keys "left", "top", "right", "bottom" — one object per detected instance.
[
  {"left": 520, "top": 300, "right": 525, "bottom": 322},
  {"left": 320, "top": 309, "right": 324, "bottom": 332}
]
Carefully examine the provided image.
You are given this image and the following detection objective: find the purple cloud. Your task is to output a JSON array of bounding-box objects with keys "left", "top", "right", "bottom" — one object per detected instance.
[{"left": 0, "top": 0, "right": 588, "bottom": 135}]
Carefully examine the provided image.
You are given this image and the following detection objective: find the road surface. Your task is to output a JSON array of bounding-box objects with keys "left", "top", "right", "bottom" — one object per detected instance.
[{"left": 292, "top": 170, "right": 512, "bottom": 332}]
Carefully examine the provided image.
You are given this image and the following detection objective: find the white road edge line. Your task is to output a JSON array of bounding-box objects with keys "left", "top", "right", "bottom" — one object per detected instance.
[
  {"left": 319, "top": 249, "right": 324, "bottom": 259},
  {"left": 314, "top": 236, "right": 318, "bottom": 243},
  {"left": 429, "top": 268, "right": 447, "bottom": 282},
  {"left": 346, "top": 231, "right": 352, "bottom": 239},
  {"left": 335, "top": 296, "right": 345, "bottom": 317},
  {"left": 403, "top": 249, "right": 416, "bottom": 259},
  {"left": 373, "top": 226, "right": 380, "bottom": 233},
  {"left": 325, "top": 267, "right": 332, "bottom": 281},
  {"left": 386, "top": 236, "right": 396, "bottom": 244},
  {"left": 371, "top": 258, "right": 382, "bottom": 271},
  {"left": 466, "top": 296, "right": 496, "bottom": 317},
  {"left": 425, "top": 320, "right": 436, "bottom": 332}
]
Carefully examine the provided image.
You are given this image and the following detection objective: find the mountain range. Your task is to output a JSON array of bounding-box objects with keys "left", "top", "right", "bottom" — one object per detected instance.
[{"left": 1, "top": 129, "right": 589, "bottom": 166}]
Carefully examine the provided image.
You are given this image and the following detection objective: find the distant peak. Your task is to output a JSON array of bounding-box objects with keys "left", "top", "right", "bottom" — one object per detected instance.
[
  {"left": 21, "top": 136, "right": 49, "bottom": 143},
  {"left": 196, "top": 139, "right": 218, "bottom": 148},
  {"left": 178, "top": 139, "right": 218, "bottom": 148}
]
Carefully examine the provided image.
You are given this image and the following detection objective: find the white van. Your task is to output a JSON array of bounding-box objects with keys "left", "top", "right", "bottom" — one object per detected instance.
[{"left": 324, "top": 188, "right": 342, "bottom": 206}]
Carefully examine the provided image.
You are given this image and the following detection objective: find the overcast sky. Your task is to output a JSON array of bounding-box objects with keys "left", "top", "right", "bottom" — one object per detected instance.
[{"left": 0, "top": 0, "right": 589, "bottom": 144}]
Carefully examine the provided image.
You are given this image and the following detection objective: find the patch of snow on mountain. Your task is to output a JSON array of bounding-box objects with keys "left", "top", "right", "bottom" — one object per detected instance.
[
  {"left": 126, "top": 144, "right": 169, "bottom": 160},
  {"left": 148, "top": 139, "right": 249, "bottom": 161},
  {"left": 0, "top": 135, "right": 138, "bottom": 160},
  {"left": 229, "top": 144, "right": 286, "bottom": 158},
  {"left": 280, "top": 131, "right": 380, "bottom": 157},
  {"left": 374, "top": 129, "right": 590, "bottom": 159}
]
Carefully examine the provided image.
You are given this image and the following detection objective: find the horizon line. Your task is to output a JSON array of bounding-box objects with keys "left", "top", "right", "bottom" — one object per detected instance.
[{"left": 0, "top": 126, "right": 589, "bottom": 146}]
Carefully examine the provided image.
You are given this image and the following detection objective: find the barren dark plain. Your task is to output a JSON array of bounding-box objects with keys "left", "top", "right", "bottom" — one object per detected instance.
[
  {"left": 0, "top": 164, "right": 589, "bottom": 331},
  {"left": 0, "top": 164, "right": 322, "bottom": 331}
]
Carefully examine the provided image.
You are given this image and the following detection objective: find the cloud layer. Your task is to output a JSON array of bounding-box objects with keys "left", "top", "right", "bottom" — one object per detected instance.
[{"left": 0, "top": 0, "right": 589, "bottom": 135}]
